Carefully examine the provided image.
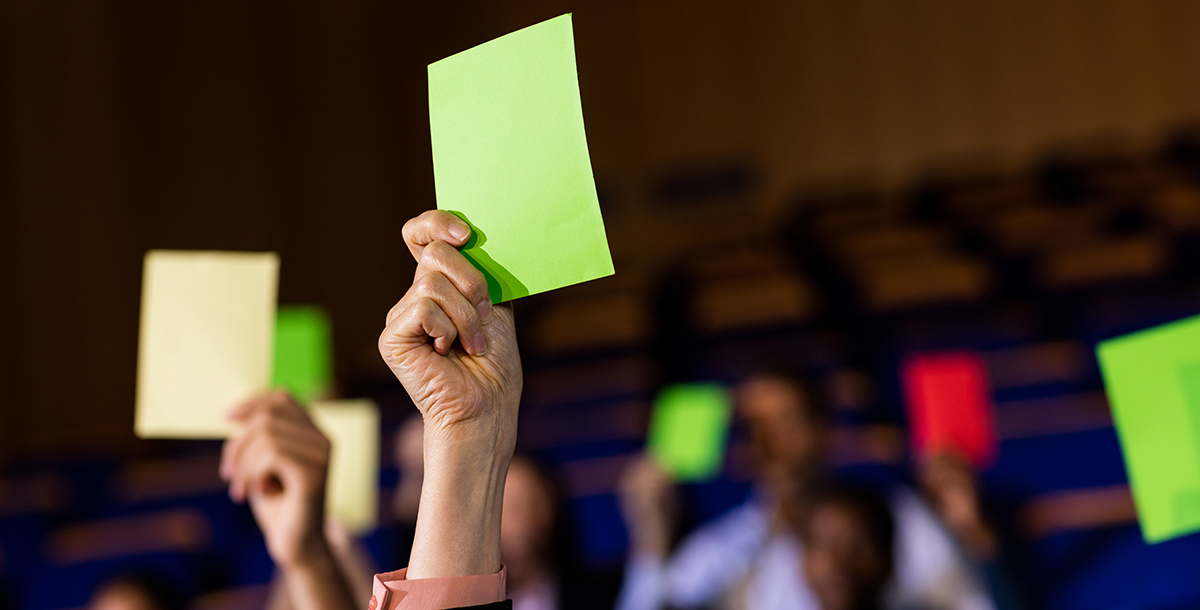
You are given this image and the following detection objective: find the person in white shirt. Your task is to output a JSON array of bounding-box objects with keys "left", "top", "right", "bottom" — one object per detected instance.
[{"left": 615, "top": 364, "right": 996, "bottom": 610}]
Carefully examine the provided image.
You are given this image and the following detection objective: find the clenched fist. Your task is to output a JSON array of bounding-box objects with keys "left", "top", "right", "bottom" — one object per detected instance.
[{"left": 379, "top": 210, "right": 522, "bottom": 450}]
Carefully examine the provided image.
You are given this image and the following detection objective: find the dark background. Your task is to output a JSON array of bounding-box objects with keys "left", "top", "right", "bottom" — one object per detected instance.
[
  {"left": 5, "top": 0, "right": 1200, "bottom": 464},
  {"left": 7, "top": 4, "right": 1200, "bottom": 609}
]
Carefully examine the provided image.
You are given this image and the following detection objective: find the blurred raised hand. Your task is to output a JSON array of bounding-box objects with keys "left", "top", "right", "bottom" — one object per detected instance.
[
  {"left": 918, "top": 452, "right": 997, "bottom": 559},
  {"left": 220, "top": 391, "right": 356, "bottom": 610},
  {"left": 221, "top": 391, "right": 330, "bottom": 567},
  {"left": 619, "top": 455, "right": 678, "bottom": 557}
]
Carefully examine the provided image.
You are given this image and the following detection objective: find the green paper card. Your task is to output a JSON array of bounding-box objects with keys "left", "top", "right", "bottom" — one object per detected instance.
[
  {"left": 428, "top": 13, "right": 614, "bottom": 303},
  {"left": 1098, "top": 312, "right": 1200, "bottom": 543},
  {"left": 647, "top": 383, "right": 733, "bottom": 482},
  {"left": 272, "top": 305, "right": 334, "bottom": 403}
]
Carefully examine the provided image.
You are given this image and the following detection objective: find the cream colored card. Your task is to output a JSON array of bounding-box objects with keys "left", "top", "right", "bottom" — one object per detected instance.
[
  {"left": 135, "top": 250, "right": 280, "bottom": 439},
  {"left": 311, "top": 399, "right": 380, "bottom": 534}
]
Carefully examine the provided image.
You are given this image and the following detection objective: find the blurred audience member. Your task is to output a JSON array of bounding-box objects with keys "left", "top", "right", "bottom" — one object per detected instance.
[
  {"left": 918, "top": 454, "right": 1024, "bottom": 610},
  {"left": 88, "top": 574, "right": 184, "bottom": 610},
  {"left": 799, "top": 485, "right": 895, "bottom": 610},
  {"left": 615, "top": 363, "right": 994, "bottom": 610},
  {"left": 393, "top": 434, "right": 606, "bottom": 610},
  {"left": 502, "top": 456, "right": 561, "bottom": 610},
  {"left": 392, "top": 414, "right": 426, "bottom": 562}
]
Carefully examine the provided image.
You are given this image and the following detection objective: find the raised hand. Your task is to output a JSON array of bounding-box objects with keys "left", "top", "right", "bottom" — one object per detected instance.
[
  {"left": 380, "top": 210, "right": 522, "bottom": 446},
  {"left": 918, "top": 452, "right": 997, "bottom": 559},
  {"left": 618, "top": 455, "right": 677, "bottom": 557},
  {"left": 220, "top": 391, "right": 357, "bottom": 610},
  {"left": 379, "top": 210, "right": 524, "bottom": 579},
  {"left": 220, "top": 390, "right": 330, "bottom": 567}
]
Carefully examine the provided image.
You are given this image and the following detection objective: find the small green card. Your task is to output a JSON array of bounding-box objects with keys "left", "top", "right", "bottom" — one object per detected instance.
[
  {"left": 647, "top": 383, "right": 733, "bottom": 482},
  {"left": 1098, "top": 312, "right": 1200, "bottom": 543},
  {"left": 273, "top": 305, "right": 333, "bottom": 403},
  {"left": 428, "top": 13, "right": 614, "bottom": 303}
]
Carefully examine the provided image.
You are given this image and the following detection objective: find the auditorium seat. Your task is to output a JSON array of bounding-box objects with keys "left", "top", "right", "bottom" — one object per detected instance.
[
  {"left": 527, "top": 290, "right": 652, "bottom": 357},
  {"left": 984, "top": 340, "right": 1094, "bottom": 392},
  {"left": 1037, "top": 236, "right": 1170, "bottom": 290},
  {"left": 42, "top": 508, "right": 213, "bottom": 566},
  {"left": 109, "top": 453, "right": 225, "bottom": 506}
]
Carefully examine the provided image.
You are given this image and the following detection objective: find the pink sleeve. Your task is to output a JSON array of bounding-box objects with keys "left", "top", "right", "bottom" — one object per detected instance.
[{"left": 368, "top": 565, "right": 506, "bottom": 610}]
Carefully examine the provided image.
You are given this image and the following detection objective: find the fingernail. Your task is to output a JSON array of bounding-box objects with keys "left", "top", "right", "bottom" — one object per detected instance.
[
  {"left": 449, "top": 221, "right": 470, "bottom": 241},
  {"left": 473, "top": 332, "right": 487, "bottom": 356},
  {"left": 477, "top": 300, "right": 492, "bottom": 323}
]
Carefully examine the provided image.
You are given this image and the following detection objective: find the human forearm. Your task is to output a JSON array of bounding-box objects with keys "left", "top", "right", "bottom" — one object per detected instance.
[
  {"left": 283, "top": 541, "right": 359, "bottom": 610},
  {"left": 406, "top": 426, "right": 512, "bottom": 580},
  {"left": 381, "top": 210, "right": 523, "bottom": 583}
]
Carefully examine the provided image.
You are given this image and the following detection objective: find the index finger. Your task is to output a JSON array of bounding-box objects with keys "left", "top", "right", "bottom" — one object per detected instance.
[{"left": 402, "top": 210, "right": 472, "bottom": 262}]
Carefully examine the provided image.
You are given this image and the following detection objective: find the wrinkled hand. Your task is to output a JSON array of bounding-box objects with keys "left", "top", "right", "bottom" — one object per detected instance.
[
  {"left": 618, "top": 455, "right": 677, "bottom": 557},
  {"left": 220, "top": 391, "right": 331, "bottom": 569},
  {"left": 379, "top": 210, "right": 522, "bottom": 449}
]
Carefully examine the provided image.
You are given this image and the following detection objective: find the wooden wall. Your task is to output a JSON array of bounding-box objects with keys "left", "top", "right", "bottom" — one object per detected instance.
[{"left": 2, "top": 0, "right": 1199, "bottom": 463}]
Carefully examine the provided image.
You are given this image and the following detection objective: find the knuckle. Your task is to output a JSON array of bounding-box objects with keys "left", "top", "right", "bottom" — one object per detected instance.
[
  {"left": 262, "top": 434, "right": 281, "bottom": 457},
  {"left": 464, "top": 273, "right": 489, "bottom": 303},
  {"left": 402, "top": 216, "right": 420, "bottom": 240},
  {"left": 414, "top": 272, "right": 443, "bottom": 296},
  {"left": 417, "top": 297, "right": 443, "bottom": 320},
  {"left": 420, "top": 240, "right": 449, "bottom": 266},
  {"left": 378, "top": 325, "right": 392, "bottom": 352}
]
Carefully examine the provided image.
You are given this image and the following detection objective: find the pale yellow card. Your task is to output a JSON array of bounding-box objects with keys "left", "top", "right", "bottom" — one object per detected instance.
[
  {"left": 311, "top": 399, "right": 380, "bottom": 534},
  {"left": 135, "top": 250, "right": 280, "bottom": 439}
]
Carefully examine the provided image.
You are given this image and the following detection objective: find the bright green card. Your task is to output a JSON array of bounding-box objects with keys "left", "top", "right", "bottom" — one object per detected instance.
[
  {"left": 647, "top": 383, "right": 733, "bottom": 482},
  {"left": 273, "top": 305, "right": 333, "bottom": 403},
  {"left": 1098, "top": 313, "right": 1200, "bottom": 543},
  {"left": 428, "top": 13, "right": 614, "bottom": 303}
]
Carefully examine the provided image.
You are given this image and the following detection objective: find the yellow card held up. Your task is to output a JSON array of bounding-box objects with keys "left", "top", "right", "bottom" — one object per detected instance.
[
  {"left": 311, "top": 399, "right": 380, "bottom": 534},
  {"left": 135, "top": 251, "right": 280, "bottom": 439}
]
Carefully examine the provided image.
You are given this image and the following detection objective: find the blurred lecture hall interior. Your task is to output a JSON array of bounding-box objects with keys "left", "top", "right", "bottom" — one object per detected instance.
[{"left": 5, "top": 2, "right": 1200, "bottom": 610}]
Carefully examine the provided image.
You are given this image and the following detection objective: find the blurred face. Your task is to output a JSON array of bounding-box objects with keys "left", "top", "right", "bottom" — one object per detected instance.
[
  {"left": 501, "top": 458, "right": 556, "bottom": 583},
  {"left": 738, "top": 377, "right": 826, "bottom": 492},
  {"left": 802, "top": 502, "right": 891, "bottom": 610},
  {"left": 89, "top": 583, "right": 161, "bottom": 610}
]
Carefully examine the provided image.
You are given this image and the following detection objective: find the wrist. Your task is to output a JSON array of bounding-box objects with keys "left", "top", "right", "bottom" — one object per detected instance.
[
  {"left": 423, "top": 417, "right": 515, "bottom": 464},
  {"left": 953, "top": 520, "right": 998, "bottom": 559},
  {"left": 281, "top": 534, "right": 338, "bottom": 577},
  {"left": 406, "top": 425, "right": 512, "bottom": 580},
  {"left": 630, "top": 526, "right": 671, "bottom": 557}
]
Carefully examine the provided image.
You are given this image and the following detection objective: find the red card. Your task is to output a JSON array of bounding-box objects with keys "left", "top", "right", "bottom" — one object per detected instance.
[{"left": 901, "top": 351, "right": 998, "bottom": 468}]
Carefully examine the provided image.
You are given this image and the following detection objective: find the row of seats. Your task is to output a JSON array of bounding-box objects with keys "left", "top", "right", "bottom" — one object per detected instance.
[{"left": 8, "top": 131, "right": 1200, "bottom": 609}]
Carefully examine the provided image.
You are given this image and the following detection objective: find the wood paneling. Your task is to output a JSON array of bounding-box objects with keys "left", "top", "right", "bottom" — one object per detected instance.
[{"left": 3, "top": 0, "right": 1200, "bottom": 462}]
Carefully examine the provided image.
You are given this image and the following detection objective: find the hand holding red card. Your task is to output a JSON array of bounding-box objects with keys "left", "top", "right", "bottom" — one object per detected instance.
[{"left": 901, "top": 351, "right": 999, "bottom": 468}]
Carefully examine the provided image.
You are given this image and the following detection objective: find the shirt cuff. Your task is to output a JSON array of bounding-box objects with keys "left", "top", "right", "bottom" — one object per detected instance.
[{"left": 369, "top": 565, "right": 506, "bottom": 610}]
